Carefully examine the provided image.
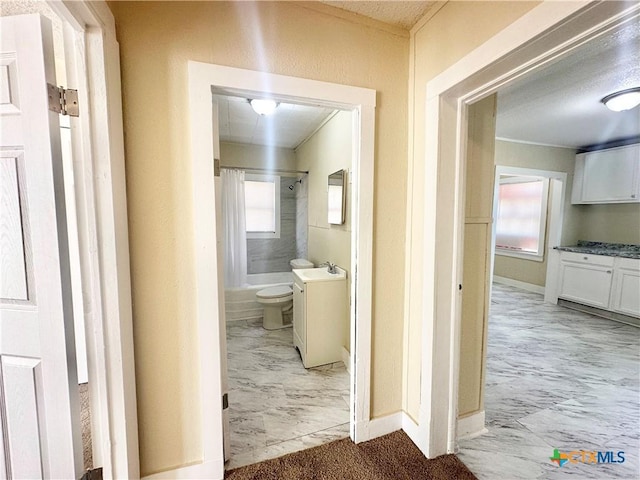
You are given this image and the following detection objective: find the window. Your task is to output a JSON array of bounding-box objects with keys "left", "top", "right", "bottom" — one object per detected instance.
[
  {"left": 495, "top": 175, "right": 549, "bottom": 260},
  {"left": 244, "top": 174, "right": 280, "bottom": 239}
]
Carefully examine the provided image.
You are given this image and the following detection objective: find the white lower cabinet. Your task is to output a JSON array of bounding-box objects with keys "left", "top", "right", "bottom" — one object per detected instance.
[
  {"left": 558, "top": 252, "right": 614, "bottom": 309},
  {"left": 610, "top": 258, "right": 640, "bottom": 317},
  {"left": 293, "top": 270, "right": 347, "bottom": 368},
  {"left": 558, "top": 251, "right": 639, "bottom": 318}
]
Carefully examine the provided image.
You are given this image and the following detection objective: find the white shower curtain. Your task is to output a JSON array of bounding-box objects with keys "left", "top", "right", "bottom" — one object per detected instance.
[{"left": 221, "top": 169, "right": 247, "bottom": 287}]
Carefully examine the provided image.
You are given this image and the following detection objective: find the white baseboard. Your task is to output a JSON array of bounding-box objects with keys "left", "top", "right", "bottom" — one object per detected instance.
[
  {"left": 457, "top": 411, "right": 487, "bottom": 440},
  {"left": 401, "top": 412, "right": 422, "bottom": 446},
  {"left": 366, "top": 412, "right": 402, "bottom": 440},
  {"left": 142, "top": 459, "right": 224, "bottom": 480},
  {"left": 341, "top": 347, "right": 351, "bottom": 374},
  {"left": 493, "top": 275, "right": 545, "bottom": 295}
]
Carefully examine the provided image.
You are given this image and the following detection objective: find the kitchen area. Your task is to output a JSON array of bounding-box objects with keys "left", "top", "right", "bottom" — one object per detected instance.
[{"left": 552, "top": 143, "right": 640, "bottom": 327}]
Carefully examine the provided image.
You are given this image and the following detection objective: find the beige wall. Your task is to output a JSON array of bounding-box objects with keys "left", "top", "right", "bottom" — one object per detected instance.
[
  {"left": 295, "top": 110, "right": 352, "bottom": 351},
  {"left": 404, "top": 0, "right": 540, "bottom": 421},
  {"left": 459, "top": 95, "right": 496, "bottom": 417},
  {"left": 575, "top": 203, "right": 640, "bottom": 245},
  {"left": 109, "top": 1, "right": 408, "bottom": 475},
  {"left": 220, "top": 142, "right": 296, "bottom": 170}
]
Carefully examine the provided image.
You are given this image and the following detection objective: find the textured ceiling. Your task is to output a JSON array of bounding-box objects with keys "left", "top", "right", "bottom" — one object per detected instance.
[
  {"left": 496, "top": 19, "right": 640, "bottom": 149},
  {"left": 214, "top": 95, "right": 336, "bottom": 149},
  {"left": 321, "top": 1, "right": 436, "bottom": 30}
]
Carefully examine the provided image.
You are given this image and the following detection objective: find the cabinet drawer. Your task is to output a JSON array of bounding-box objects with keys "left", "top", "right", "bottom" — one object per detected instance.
[
  {"left": 559, "top": 251, "right": 615, "bottom": 267},
  {"left": 615, "top": 257, "right": 640, "bottom": 271}
]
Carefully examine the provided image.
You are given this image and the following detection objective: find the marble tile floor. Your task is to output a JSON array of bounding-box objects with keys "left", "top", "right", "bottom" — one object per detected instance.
[
  {"left": 225, "top": 318, "right": 350, "bottom": 470},
  {"left": 458, "top": 283, "right": 640, "bottom": 480}
]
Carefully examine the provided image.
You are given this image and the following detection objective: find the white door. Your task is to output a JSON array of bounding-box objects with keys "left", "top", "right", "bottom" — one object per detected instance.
[
  {"left": 212, "top": 100, "right": 231, "bottom": 461},
  {"left": 0, "top": 14, "right": 82, "bottom": 479}
]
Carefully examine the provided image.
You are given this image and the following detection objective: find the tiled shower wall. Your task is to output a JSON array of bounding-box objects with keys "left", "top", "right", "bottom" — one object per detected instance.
[{"left": 247, "top": 178, "right": 307, "bottom": 274}]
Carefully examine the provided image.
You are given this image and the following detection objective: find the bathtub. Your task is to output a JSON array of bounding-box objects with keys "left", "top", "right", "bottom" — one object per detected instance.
[{"left": 224, "top": 272, "right": 293, "bottom": 322}]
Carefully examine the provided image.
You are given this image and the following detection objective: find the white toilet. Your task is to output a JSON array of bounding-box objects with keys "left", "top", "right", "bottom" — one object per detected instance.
[{"left": 256, "top": 259, "right": 314, "bottom": 330}]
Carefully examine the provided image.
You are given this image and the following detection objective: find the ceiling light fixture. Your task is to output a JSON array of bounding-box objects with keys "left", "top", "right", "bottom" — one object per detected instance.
[
  {"left": 249, "top": 99, "right": 278, "bottom": 116},
  {"left": 601, "top": 87, "right": 640, "bottom": 112}
]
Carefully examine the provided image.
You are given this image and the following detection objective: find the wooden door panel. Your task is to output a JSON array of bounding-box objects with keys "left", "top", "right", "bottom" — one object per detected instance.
[{"left": 0, "top": 14, "right": 80, "bottom": 478}]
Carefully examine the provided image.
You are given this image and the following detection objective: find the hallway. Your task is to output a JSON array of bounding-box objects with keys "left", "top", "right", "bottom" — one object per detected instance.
[{"left": 458, "top": 283, "right": 639, "bottom": 479}]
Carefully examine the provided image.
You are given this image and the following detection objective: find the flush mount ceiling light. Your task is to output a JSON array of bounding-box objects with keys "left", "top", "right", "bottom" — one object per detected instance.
[
  {"left": 249, "top": 99, "right": 279, "bottom": 116},
  {"left": 601, "top": 87, "right": 640, "bottom": 112}
]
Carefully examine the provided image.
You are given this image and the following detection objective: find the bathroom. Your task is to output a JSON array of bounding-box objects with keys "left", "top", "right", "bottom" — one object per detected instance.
[{"left": 217, "top": 94, "right": 353, "bottom": 468}]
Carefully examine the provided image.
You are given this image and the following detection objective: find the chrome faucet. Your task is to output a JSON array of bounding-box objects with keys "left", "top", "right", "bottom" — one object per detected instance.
[{"left": 321, "top": 262, "right": 337, "bottom": 274}]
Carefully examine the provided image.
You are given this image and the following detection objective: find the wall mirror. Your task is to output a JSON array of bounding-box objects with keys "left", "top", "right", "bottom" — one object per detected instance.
[{"left": 328, "top": 169, "right": 347, "bottom": 225}]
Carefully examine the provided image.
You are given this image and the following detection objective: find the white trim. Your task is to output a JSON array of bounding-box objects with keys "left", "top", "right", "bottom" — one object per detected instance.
[
  {"left": 142, "top": 460, "right": 224, "bottom": 480},
  {"left": 415, "top": 0, "right": 640, "bottom": 460},
  {"left": 366, "top": 413, "right": 403, "bottom": 440},
  {"left": 341, "top": 346, "right": 351, "bottom": 374},
  {"left": 188, "top": 62, "right": 375, "bottom": 478},
  {"left": 492, "top": 276, "right": 545, "bottom": 295},
  {"left": 401, "top": 413, "right": 422, "bottom": 447},
  {"left": 48, "top": 1, "right": 140, "bottom": 478},
  {"left": 544, "top": 178, "right": 566, "bottom": 304},
  {"left": 457, "top": 411, "right": 487, "bottom": 441},
  {"left": 495, "top": 136, "right": 576, "bottom": 150}
]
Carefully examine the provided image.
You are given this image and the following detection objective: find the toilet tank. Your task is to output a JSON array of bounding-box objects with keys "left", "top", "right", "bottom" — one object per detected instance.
[{"left": 290, "top": 258, "right": 314, "bottom": 269}]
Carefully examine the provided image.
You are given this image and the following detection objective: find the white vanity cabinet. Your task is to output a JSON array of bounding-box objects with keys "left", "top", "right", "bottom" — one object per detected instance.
[
  {"left": 558, "top": 252, "right": 614, "bottom": 309},
  {"left": 293, "top": 268, "right": 348, "bottom": 368},
  {"left": 610, "top": 258, "right": 640, "bottom": 318},
  {"left": 571, "top": 144, "right": 640, "bottom": 204}
]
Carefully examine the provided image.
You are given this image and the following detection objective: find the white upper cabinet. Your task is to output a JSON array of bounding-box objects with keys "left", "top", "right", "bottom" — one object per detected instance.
[{"left": 571, "top": 143, "right": 640, "bottom": 204}]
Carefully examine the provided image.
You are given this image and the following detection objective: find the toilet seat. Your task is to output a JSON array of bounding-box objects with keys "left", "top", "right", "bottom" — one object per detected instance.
[
  {"left": 256, "top": 286, "right": 293, "bottom": 329},
  {"left": 256, "top": 285, "right": 293, "bottom": 299}
]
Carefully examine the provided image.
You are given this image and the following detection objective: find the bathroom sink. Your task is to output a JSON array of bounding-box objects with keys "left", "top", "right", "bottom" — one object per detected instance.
[{"left": 293, "top": 267, "right": 346, "bottom": 283}]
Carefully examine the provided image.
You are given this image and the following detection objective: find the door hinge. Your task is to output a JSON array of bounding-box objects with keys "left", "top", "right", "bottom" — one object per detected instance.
[
  {"left": 222, "top": 392, "right": 228, "bottom": 410},
  {"left": 214, "top": 158, "right": 221, "bottom": 177},
  {"left": 47, "top": 83, "right": 79, "bottom": 117}
]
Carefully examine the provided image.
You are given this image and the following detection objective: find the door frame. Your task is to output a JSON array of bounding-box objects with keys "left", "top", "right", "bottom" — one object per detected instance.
[
  {"left": 410, "top": 0, "right": 640, "bottom": 458},
  {"left": 45, "top": 1, "right": 139, "bottom": 477},
  {"left": 188, "top": 62, "right": 375, "bottom": 479}
]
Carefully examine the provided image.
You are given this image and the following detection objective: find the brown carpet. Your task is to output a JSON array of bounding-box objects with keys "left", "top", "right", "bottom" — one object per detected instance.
[{"left": 225, "top": 430, "right": 477, "bottom": 480}]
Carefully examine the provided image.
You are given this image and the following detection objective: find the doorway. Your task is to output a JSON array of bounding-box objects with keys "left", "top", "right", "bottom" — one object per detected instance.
[
  {"left": 213, "top": 95, "right": 354, "bottom": 468},
  {"left": 409, "top": 0, "right": 640, "bottom": 461},
  {"left": 455, "top": 13, "right": 639, "bottom": 475},
  {"left": 188, "top": 63, "right": 375, "bottom": 477}
]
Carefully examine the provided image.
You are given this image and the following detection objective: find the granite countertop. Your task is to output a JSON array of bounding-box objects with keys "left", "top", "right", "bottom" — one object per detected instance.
[{"left": 555, "top": 241, "right": 640, "bottom": 259}]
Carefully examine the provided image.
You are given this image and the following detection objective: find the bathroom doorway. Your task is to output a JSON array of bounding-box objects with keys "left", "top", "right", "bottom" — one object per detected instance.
[
  {"left": 215, "top": 94, "right": 355, "bottom": 468},
  {"left": 188, "top": 63, "right": 376, "bottom": 476}
]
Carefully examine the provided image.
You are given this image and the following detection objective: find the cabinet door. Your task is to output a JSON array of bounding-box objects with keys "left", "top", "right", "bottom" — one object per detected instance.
[
  {"left": 559, "top": 262, "right": 613, "bottom": 309},
  {"left": 611, "top": 261, "right": 640, "bottom": 318},
  {"left": 580, "top": 145, "right": 640, "bottom": 203},
  {"left": 293, "top": 282, "right": 306, "bottom": 362}
]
